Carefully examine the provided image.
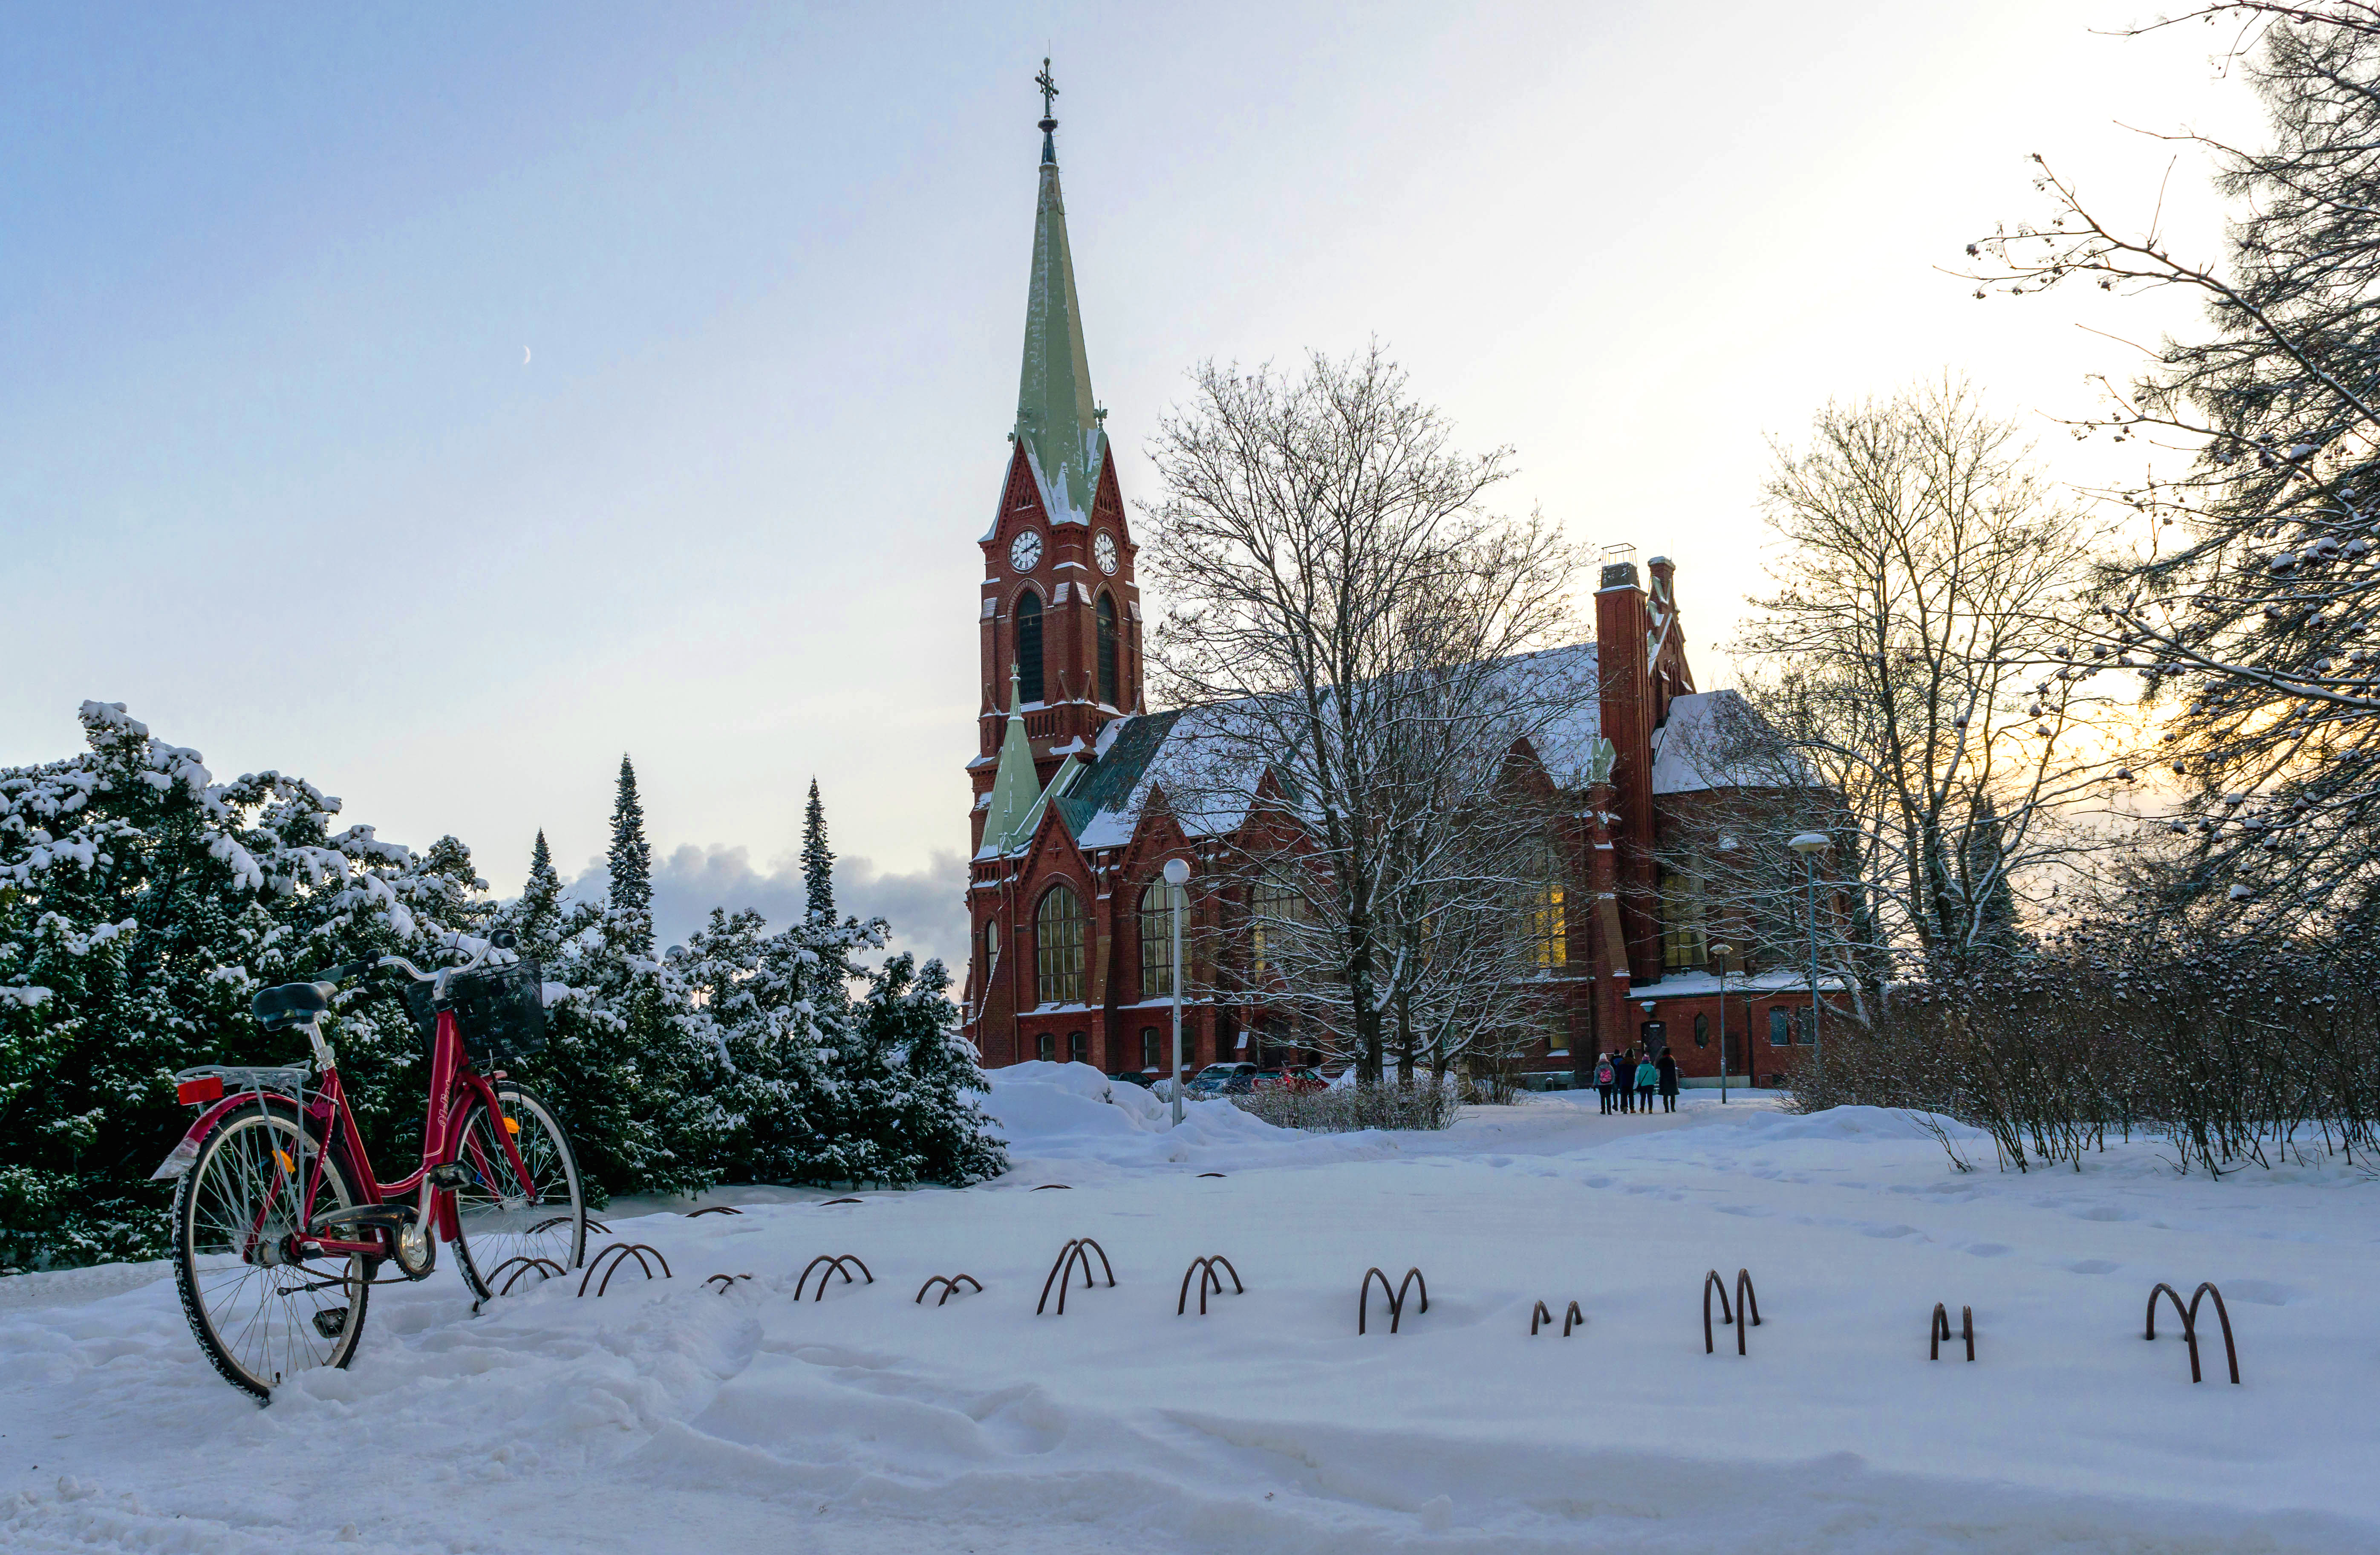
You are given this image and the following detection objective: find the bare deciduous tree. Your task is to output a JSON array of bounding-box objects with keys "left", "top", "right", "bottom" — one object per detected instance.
[
  {"left": 1724, "top": 380, "right": 2140, "bottom": 990},
  {"left": 1143, "top": 345, "right": 1592, "bottom": 1084}
]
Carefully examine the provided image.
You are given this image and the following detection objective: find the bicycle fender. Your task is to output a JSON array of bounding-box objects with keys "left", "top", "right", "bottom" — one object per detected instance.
[{"left": 149, "top": 1088, "right": 306, "bottom": 1179}]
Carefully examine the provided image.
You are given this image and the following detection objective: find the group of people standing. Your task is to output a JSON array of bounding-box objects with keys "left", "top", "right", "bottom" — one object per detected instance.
[{"left": 1592, "top": 1048, "right": 1679, "bottom": 1115}]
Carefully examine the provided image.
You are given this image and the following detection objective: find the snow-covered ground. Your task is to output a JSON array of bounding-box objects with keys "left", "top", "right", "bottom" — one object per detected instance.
[{"left": 4, "top": 1062, "right": 2377, "bottom": 1553}]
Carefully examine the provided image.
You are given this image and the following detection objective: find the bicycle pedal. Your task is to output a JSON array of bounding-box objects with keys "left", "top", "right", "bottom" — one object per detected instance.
[
  {"left": 312, "top": 1306, "right": 350, "bottom": 1339},
  {"left": 427, "top": 1162, "right": 478, "bottom": 1191}
]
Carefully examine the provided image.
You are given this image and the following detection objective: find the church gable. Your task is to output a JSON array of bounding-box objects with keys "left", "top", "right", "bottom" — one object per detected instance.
[{"left": 982, "top": 441, "right": 1048, "bottom": 548}]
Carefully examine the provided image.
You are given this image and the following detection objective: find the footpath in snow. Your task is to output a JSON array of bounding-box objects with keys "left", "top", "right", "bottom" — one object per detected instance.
[{"left": 3, "top": 1061, "right": 2377, "bottom": 1554}]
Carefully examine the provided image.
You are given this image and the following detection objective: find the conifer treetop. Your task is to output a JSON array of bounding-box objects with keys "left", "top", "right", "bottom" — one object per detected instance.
[
  {"left": 609, "top": 755, "right": 654, "bottom": 957},
  {"left": 802, "top": 777, "right": 835, "bottom": 923}
]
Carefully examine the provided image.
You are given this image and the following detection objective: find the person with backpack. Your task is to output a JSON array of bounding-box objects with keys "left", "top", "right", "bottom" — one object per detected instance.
[
  {"left": 1592, "top": 1053, "right": 1617, "bottom": 1114},
  {"left": 1656, "top": 1049, "right": 1680, "bottom": 1113},
  {"left": 1634, "top": 1052, "right": 1659, "bottom": 1113}
]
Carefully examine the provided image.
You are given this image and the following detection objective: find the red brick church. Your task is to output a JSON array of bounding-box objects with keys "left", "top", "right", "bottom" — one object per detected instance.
[{"left": 958, "top": 92, "right": 1822, "bottom": 1088}]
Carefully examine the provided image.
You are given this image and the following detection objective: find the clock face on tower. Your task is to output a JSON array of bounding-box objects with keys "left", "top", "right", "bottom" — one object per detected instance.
[
  {"left": 1093, "top": 532, "right": 1119, "bottom": 575},
  {"left": 1008, "top": 529, "right": 1043, "bottom": 573}
]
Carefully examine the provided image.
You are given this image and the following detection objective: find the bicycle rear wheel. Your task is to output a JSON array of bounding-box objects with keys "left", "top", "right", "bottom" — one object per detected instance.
[
  {"left": 450, "top": 1082, "right": 585, "bottom": 1300},
  {"left": 171, "top": 1099, "right": 369, "bottom": 1402}
]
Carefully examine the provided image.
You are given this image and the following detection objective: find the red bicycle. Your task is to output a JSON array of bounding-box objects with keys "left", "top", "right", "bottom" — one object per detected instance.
[{"left": 154, "top": 931, "right": 585, "bottom": 1401}]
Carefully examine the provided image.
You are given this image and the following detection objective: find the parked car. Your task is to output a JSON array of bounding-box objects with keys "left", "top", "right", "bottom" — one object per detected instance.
[
  {"left": 1108, "top": 1070, "right": 1158, "bottom": 1089},
  {"left": 1187, "top": 1061, "right": 1260, "bottom": 1095},
  {"left": 1255, "top": 1066, "right": 1326, "bottom": 1094}
]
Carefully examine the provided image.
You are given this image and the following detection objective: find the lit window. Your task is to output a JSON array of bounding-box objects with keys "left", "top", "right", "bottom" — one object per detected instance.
[
  {"left": 1528, "top": 874, "right": 1566, "bottom": 968},
  {"left": 1249, "top": 876, "right": 1304, "bottom": 981}
]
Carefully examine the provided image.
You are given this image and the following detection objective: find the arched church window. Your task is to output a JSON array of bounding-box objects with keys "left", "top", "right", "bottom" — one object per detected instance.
[
  {"left": 1139, "top": 879, "right": 1183, "bottom": 999},
  {"left": 1015, "top": 591, "right": 1045, "bottom": 705},
  {"left": 1249, "top": 875, "right": 1305, "bottom": 982},
  {"left": 1527, "top": 860, "right": 1566, "bottom": 969},
  {"left": 1096, "top": 593, "right": 1119, "bottom": 708},
  {"left": 1036, "top": 883, "right": 1085, "bottom": 1005}
]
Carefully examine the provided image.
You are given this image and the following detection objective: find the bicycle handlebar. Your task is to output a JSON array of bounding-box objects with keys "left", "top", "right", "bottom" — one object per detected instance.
[{"left": 311, "top": 929, "right": 522, "bottom": 992}]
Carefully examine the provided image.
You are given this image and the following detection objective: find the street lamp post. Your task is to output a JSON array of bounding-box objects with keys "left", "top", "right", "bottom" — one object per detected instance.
[
  {"left": 1165, "top": 857, "right": 1191, "bottom": 1127},
  {"left": 1709, "top": 941, "right": 1734, "bottom": 1104},
  {"left": 1787, "top": 832, "right": 1829, "bottom": 1072}
]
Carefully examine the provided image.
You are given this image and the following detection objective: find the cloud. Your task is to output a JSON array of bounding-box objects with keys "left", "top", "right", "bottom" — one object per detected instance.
[{"left": 564, "top": 845, "right": 969, "bottom": 970}]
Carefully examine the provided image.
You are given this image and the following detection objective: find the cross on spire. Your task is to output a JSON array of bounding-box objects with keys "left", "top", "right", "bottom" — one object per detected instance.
[{"left": 1035, "top": 57, "right": 1059, "bottom": 128}]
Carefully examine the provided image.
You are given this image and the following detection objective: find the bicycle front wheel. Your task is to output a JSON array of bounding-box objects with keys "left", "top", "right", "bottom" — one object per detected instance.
[
  {"left": 171, "top": 1099, "right": 369, "bottom": 1402},
  {"left": 450, "top": 1082, "right": 585, "bottom": 1301}
]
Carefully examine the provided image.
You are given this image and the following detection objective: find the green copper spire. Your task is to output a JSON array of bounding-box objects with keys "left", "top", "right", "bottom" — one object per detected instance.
[
  {"left": 983, "top": 662, "right": 1042, "bottom": 855},
  {"left": 1015, "top": 58, "right": 1105, "bottom": 525}
]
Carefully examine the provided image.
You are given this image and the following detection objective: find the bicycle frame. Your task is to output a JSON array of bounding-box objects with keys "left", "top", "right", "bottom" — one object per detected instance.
[{"left": 172, "top": 1006, "right": 536, "bottom": 1266}]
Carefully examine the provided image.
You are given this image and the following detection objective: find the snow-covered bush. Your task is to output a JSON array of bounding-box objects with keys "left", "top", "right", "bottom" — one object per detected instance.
[
  {"left": 0, "top": 708, "right": 1005, "bottom": 1271},
  {"left": 0, "top": 703, "right": 489, "bottom": 1270},
  {"left": 1795, "top": 930, "right": 2380, "bottom": 1176},
  {"left": 1229, "top": 1078, "right": 1458, "bottom": 1133}
]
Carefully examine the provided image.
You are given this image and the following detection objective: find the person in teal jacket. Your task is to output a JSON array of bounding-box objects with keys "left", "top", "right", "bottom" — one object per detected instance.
[{"left": 1633, "top": 1055, "right": 1659, "bottom": 1111}]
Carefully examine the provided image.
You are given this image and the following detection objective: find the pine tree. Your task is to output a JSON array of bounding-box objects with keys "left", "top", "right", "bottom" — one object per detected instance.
[
  {"left": 608, "top": 756, "right": 653, "bottom": 958},
  {"left": 802, "top": 778, "right": 835, "bottom": 922}
]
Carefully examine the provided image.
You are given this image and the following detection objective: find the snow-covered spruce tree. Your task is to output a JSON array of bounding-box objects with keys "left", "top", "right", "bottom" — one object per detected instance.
[
  {"left": 607, "top": 756, "right": 654, "bottom": 957},
  {"left": 802, "top": 778, "right": 834, "bottom": 922},
  {"left": 864, "top": 953, "right": 1007, "bottom": 1186},
  {"left": 0, "top": 702, "right": 484, "bottom": 1269},
  {"left": 532, "top": 760, "right": 724, "bottom": 1202},
  {"left": 1969, "top": 6, "right": 2380, "bottom": 934},
  {"left": 672, "top": 906, "right": 842, "bottom": 1185},
  {"left": 505, "top": 829, "right": 577, "bottom": 960}
]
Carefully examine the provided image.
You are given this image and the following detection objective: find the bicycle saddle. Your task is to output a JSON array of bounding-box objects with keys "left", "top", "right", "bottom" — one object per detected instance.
[{"left": 252, "top": 981, "right": 332, "bottom": 1031}]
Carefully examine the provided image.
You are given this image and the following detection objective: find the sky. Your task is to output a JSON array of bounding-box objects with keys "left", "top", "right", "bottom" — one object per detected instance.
[{"left": 0, "top": 2, "right": 2269, "bottom": 966}]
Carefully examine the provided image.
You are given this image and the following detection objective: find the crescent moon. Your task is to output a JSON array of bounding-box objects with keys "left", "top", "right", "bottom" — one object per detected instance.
[{"left": 523, "top": 346, "right": 531, "bottom": 365}]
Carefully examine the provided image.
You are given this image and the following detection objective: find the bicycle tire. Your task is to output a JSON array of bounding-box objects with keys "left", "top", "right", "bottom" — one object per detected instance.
[
  {"left": 171, "top": 1098, "right": 369, "bottom": 1402},
  {"left": 449, "top": 1081, "right": 586, "bottom": 1301}
]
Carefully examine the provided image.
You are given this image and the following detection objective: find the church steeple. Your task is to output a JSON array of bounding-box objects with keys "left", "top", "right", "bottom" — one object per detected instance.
[{"left": 1015, "top": 58, "right": 1105, "bottom": 525}]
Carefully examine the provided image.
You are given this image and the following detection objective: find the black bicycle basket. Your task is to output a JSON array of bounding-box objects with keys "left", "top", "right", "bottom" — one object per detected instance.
[{"left": 444, "top": 957, "right": 548, "bottom": 1061}]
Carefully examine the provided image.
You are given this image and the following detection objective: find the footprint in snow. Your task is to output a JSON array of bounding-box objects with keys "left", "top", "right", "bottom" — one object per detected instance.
[
  {"left": 2063, "top": 1258, "right": 2122, "bottom": 1275},
  {"left": 1962, "top": 1243, "right": 2013, "bottom": 1258}
]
